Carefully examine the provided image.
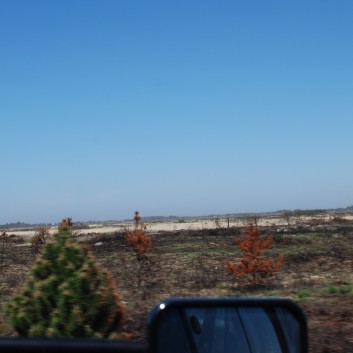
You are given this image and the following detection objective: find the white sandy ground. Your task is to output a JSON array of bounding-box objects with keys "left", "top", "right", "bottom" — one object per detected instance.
[{"left": 5, "top": 213, "right": 353, "bottom": 241}]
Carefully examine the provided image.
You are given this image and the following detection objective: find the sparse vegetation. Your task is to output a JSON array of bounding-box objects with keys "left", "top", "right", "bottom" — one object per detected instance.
[
  {"left": 331, "top": 216, "right": 350, "bottom": 223},
  {"left": 323, "top": 284, "right": 353, "bottom": 296},
  {"left": 0, "top": 231, "right": 8, "bottom": 269},
  {"left": 214, "top": 218, "right": 221, "bottom": 229},
  {"left": 297, "top": 288, "right": 311, "bottom": 300},
  {"left": 0, "top": 213, "right": 352, "bottom": 352}
]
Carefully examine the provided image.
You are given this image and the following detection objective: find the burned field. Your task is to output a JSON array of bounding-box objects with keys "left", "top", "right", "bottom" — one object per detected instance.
[{"left": 1, "top": 220, "right": 353, "bottom": 353}]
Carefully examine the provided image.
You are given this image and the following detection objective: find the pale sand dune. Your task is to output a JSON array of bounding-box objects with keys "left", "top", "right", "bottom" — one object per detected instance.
[{"left": 7, "top": 213, "right": 353, "bottom": 240}]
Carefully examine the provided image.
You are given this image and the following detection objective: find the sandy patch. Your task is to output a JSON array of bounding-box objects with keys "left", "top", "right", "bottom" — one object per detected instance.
[{"left": 5, "top": 213, "right": 352, "bottom": 240}]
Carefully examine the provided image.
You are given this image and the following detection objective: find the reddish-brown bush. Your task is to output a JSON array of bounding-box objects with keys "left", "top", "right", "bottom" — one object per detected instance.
[
  {"left": 31, "top": 226, "right": 50, "bottom": 255},
  {"left": 58, "top": 217, "right": 83, "bottom": 238},
  {"left": 331, "top": 216, "right": 349, "bottom": 223},
  {"left": 126, "top": 211, "right": 152, "bottom": 255},
  {"left": 227, "top": 226, "right": 283, "bottom": 285},
  {"left": 58, "top": 217, "right": 74, "bottom": 231},
  {"left": 126, "top": 228, "right": 152, "bottom": 255},
  {"left": 126, "top": 211, "right": 152, "bottom": 292}
]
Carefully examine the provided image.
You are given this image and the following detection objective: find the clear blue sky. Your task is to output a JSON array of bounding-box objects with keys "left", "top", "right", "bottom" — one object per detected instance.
[{"left": 1, "top": 1, "right": 353, "bottom": 224}]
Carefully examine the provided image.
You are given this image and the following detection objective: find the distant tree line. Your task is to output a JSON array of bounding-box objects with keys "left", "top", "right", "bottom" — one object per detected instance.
[
  {"left": 2, "top": 206, "right": 353, "bottom": 230},
  {"left": 0, "top": 221, "right": 51, "bottom": 230}
]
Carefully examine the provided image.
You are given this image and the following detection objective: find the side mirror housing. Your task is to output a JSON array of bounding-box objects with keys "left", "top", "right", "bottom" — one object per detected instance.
[
  {"left": 148, "top": 298, "right": 308, "bottom": 353},
  {"left": 0, "top": 297, "right": 308, "bottom": 353}
]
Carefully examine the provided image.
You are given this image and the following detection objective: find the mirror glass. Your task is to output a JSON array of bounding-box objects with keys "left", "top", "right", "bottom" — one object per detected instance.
[{"left": 148, "top": 299, "right": 306, "bottom": 353}]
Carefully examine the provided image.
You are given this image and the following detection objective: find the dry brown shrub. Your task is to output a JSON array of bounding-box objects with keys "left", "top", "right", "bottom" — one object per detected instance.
[
  {"left": 0, "top": 231, "right": 9, "bottom": 268},
  {"left": 126, "top": 211, "right": 152, "bottom": 296},
  {"left": 58, "top": 217, "right": 74, "bottom": 231},
  {"left": 331, "top": 216, "right": 349, "bottom": 223},
  {"left": 227, "top": 226, "right": 283, "bottom": 286},
  {"left": 126, "top": 211, "right": 152, "bottom": 255},
  {"left": 31, "top": 226, "right": 50, "bottom": 255}
]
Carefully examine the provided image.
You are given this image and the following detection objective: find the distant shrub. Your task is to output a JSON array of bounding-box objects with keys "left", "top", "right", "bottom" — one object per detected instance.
[
  {"left": 0, "top": 231, "right": 15, "bottom": 268},
  {"left": 6, "top": 226, "right": 124, "bottom": 338},
  {"left": 331, "top": 217, "right": 349, "bottom": 223},
  {"left": 126, "top": 211, "right": 152, "bottom": 295},
  {"left": 227, "top": 226, "right": 283, "bottom": 286},
  {"left": 126, "top": 211, "right": 152, "bottom": 256},
  {"left": 31, "top": 225, "right": 50, "bottom": 255},
  {"left": 58, "top": 217, "right": 74, "bottom": 231},
  {"left": 0, "top": 231, "right": 8, "bottom": 268},
  {"left": 214, "top": 218, "right": 221, "bottom": 229},
  {"left": 58, "top": 217, "right": 84, "bottom": 238}
]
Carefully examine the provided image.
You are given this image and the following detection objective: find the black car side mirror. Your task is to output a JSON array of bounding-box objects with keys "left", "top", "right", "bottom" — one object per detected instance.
[
  {"left": 0, "top": 297, "right": 308, "bottom": 353},
  {"left": 147, "top": 298, "right": 308, "bottom": 353}
]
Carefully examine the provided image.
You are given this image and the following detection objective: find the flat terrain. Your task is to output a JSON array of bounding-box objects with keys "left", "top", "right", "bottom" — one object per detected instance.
[
  {"left": 1, "top": 214, "right": 353, "bottom": 352},
  {"left": 8, "top": 213, "right": 353, "bottom": 238}
]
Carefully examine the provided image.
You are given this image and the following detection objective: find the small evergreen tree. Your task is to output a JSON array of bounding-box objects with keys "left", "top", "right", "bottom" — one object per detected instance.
[
  {"left": 227, "top": 225, "right": 283, "bottom": 285},
  {"left": 126, "top": 211, "right": 152, "bottom": 294},
  {"left": 6, "top": 224, "right": 124, "bottom": 338},
  {"left": 126, "top": 212, "right": 152, "bottom": 257}
]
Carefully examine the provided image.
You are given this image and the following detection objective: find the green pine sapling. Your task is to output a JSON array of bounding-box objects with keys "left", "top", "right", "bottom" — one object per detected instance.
[{"left": 6, "top": 219, "right": 124, "bottom": 338}]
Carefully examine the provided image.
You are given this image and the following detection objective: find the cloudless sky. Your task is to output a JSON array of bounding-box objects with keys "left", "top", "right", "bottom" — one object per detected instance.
[{"left": 1, "top": 0, "right": 353, "bottom": 224}]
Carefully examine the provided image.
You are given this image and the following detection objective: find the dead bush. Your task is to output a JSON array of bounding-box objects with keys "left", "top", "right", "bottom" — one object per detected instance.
[
  {"left": 227, "top": 226, "right": 283, "bottom": 286},
  {"left": 31, "top": 226, "right": 50, "bottom": 255}
]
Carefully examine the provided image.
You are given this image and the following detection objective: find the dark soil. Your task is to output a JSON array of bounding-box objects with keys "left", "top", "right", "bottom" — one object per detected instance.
[{"left": 0, "top": 222, "right": 353, "bottom": 353}]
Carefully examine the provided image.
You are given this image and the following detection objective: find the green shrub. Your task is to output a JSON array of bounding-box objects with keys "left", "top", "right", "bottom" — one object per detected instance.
[
  {"left": 6, "top": 227, "right": 124, "bottom": 338},
  {"left": 297, "top": 288, "right": 311, "bottom": 299},
  {"left": 323, "top": 284, "right": 353, "bottom": 295}
]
